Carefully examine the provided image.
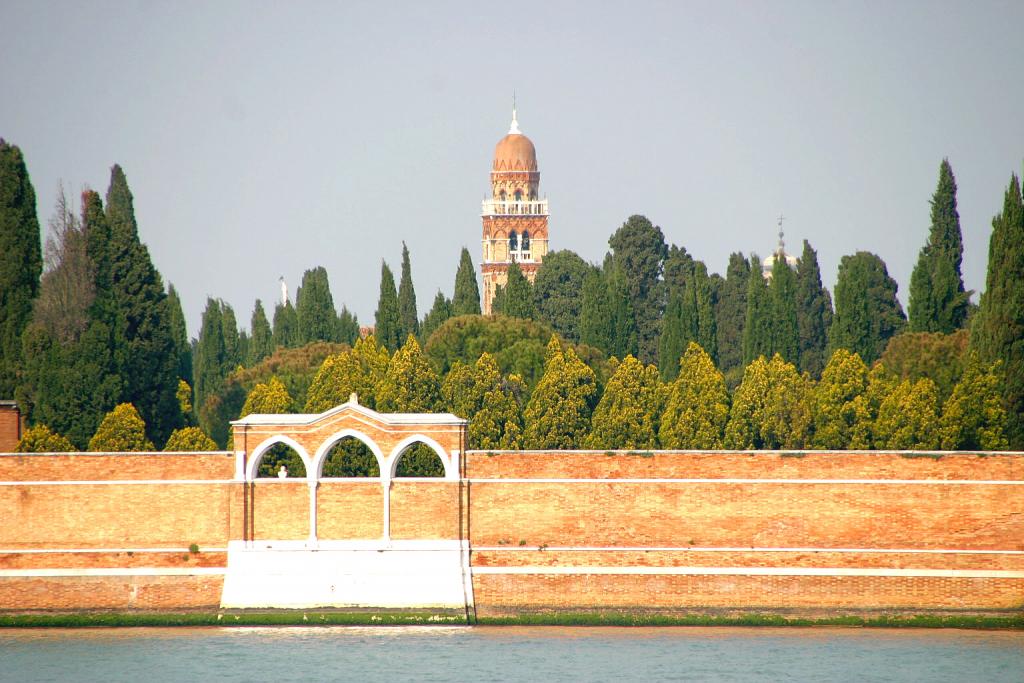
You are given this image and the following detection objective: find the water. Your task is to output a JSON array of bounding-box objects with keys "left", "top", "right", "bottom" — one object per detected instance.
[{"left": 1, "top": 626, "right": 1021, "bottom": 682}]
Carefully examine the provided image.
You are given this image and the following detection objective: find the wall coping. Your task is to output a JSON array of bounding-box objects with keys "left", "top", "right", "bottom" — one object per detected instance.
[
  {"left": 0, "top": 451, "right": 233, "bottom": 457},
  {"left": 465, "top": 449, "right": 1024, "bottom": 457},
  {"left": 231, "top": 400, "right": 466, "bottom": 427}
]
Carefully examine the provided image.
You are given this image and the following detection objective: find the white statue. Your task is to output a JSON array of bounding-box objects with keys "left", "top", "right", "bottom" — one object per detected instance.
[{"left": 277, "top": 464, "right": 288, "bottom": 479}]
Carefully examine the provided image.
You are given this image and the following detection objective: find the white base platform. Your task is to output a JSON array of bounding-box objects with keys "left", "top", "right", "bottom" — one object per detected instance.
[{"left": 220, "top": 540, "right": 473, "bottom": 610}]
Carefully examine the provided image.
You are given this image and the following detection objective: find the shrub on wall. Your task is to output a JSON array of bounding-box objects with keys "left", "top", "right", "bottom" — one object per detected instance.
[
  {"left": 163, "top": 426, "right": 218, "bottom": 452},
  {"left": 88, "top": 403, "right": 154, "bottom": 452},
  {"left": 16, "top": 424, "right": 76, "bottom": 452}
]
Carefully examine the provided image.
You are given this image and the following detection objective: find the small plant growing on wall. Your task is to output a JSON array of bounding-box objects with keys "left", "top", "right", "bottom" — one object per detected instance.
[{"left": 189, "top": 543, "right": 200, "bottom": 554}]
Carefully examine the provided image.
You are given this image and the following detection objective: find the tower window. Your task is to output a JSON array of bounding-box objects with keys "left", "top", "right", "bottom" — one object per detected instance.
[
  {"left": 499, "top": 190, "right": 506, "bottom": 201},
  {"left": 509, "top": 231, "right": 518, "bottom": 252},
  {"left": 521, "top": 231, "right": 530, "bottom": 251},
  {"left": 514, "top": 189, "right": 523, "bottom": 201}
]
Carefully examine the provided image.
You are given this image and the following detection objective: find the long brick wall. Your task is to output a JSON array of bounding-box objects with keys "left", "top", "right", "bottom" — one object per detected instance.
[
  {"left": 463, "top": 450, "right": 1024, "bottom": 617},
  {"left": 1, "top": 448, "right": 1022, "bottom": 616}
]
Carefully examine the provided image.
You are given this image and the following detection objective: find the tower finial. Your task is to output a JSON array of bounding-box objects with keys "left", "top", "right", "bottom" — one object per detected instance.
[
  {"left": 776, "top": 213, "right": 786, "bottom": 255},
  {"left": 509, "top": 92, "right": 521, "bottom": 134}
]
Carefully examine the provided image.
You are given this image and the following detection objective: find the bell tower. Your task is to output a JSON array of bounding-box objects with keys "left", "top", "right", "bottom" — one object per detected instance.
[{"left": 481, "top": 106, "right": 549, "bottom": 315}]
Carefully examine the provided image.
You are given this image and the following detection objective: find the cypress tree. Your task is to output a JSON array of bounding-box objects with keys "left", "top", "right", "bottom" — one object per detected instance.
[
  {"left": 658, "top": 287, "right": 688, "bottom": 381},
  {"left": 811, "top": 349, "right": 871, "bottom": 450},
  {"left": 166, "top": 284, "right": 192, "bottom": 385},
  {"left": 249, "top": 299, "right": 274, "bottom": 365},
  {"left": 769, "top": 255, "right": 799, "bottom": 364},
  {"left": 0, "top": 139, "right": 42, "bottom": 398},
  {"left": 337, "top": 306, "right": 360, "bottom": 346},
  {"left": 375, "top": 336, "right": 441, "bottom": 413},
  {"left": 440, "top": 353, "right": 522, "bottom": 449},
  {"left": 971, "top": 173, "right": 1024, "bottom": 448},
  {"left": 607, "top": 215, "right": 668, "bottom": 364},
  {"left": 715, "top": 253, "right": 749, "bottom": 375},
  {"left": 194, "top": 299, "right": 226, "bottom": 433},
  {"left": 607, "top": 264, "right": 639, "bottom": 359},
  {"left": 584, "top": 355, "right": 662, "bottom": 449},
  {"left": 579, "top": 269, "right": 613, "bottom": 354},
  {"left": 522, "top": 338, "right": 598, "bottom": 449},
  {"left": 660, "top": 342, "right": 730, "bottom": 449},
  {"left": 272, "top": 301, "right": 298, "bottom": 349},
  {"left": 829, "top": 251, "right": 906, "bottom": 365},
  {"left": 305, "top": 335, "right": 389, "bottom": 412},
  {"left": 397, "top": 242, "right": 419, "bottom": 337},
  {"left": 532, "top": 250, "right": 590, "bottom": 342},
  {"left": 725, "top": 354, "right": 812, "bottom": 449},
  {"left": 795, "top": 240, "right": 833, "bottom": 378},
  {"left": 873, "top": 378, "right": 941, "bottom": 450},
  {"left": 496, "top": 261, "right": 535, "bottom": 319},
  {"left": 420, "top": 291, "right": 452, "bottom": 343},
  {"left": 909, "top": 159, "right": 969, "bottom": 333},
  {"left": 295, "top": 266, "right": 339, "bottom": 344},
  {"left": 742, "top": 255, "right": 772, "bottom": 364},
  {"left": 694, "top": 262, "right": 718, "bottom": 365},
  {"left": 220, "top": 302, "right": 241, "bottom": 371},
  {"left": 88, "top": 403, "right": 154, "bottom": 452},
  {"left": 102, "top": 165, "right": 180, "bottom": 445},
  {"left": 452, "top": 247, "right": 481, "bottom": 316},
  {"left": 938, "top": 354, "right": 1008, "bottom": 451},
  {"left": 374, "top": 262, "right": 402, "bottom": 352}
]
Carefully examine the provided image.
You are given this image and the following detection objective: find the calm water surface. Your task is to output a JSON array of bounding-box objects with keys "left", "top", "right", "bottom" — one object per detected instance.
[{"left": 1, "top": 626, "right": 1021, "bottom": 682}]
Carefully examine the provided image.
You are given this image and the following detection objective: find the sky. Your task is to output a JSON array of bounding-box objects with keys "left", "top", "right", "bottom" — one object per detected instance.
[{"left": 2, "top": 1, "right": 1023, "bottom": 337}]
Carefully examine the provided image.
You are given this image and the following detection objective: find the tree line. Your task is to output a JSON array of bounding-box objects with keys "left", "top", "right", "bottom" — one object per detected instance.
[{"left": 2, "top": 139, "right": 1022, "bottom": 450}]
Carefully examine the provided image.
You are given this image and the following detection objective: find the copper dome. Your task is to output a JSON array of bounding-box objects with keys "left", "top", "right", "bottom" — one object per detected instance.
[{"left": 493, "top": 133, "right": 538, "bottom": 172}]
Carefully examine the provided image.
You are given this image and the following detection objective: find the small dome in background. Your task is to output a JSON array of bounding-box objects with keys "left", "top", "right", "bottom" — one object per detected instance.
[{"left": 492, "top": 109, "right": 538, "bottom": 172}]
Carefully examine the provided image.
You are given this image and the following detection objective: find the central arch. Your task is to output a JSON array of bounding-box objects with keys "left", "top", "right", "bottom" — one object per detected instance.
[{"left": 312, "top": 428, "right": 386, "bottom": 479}]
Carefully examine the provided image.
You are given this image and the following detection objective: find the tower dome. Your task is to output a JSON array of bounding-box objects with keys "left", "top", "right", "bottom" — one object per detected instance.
[{"left": 492, "top": 109, "right": 538, "bottom": 172}]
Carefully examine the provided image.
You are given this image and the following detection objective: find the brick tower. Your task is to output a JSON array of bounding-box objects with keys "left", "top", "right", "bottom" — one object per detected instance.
[{"left": 480, "top": 107, "right": 549, "bottom": 315}]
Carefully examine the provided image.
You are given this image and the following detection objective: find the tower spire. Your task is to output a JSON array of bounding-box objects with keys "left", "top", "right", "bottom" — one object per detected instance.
[
  {"left": 776, "top": 213, "right": 786, "bottom": 255},
  {"left": 509, "top": 92, "right": 521, "bottom": 134}
]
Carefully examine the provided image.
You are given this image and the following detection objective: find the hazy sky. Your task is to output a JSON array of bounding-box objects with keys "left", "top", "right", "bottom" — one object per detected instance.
[{"left": 2, "top": 1, "right": 1022, "bottom": 337}]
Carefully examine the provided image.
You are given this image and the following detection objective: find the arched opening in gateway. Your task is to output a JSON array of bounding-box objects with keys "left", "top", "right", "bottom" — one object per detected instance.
[
  {"left": 256, "top": 443, "right": 307, "bottom": 478},
  {"left": 322, "top": 436, "right": 380, "bottom": 477},
  {"left": 394, "top": 442, "right": 445, "bottom": 478}
]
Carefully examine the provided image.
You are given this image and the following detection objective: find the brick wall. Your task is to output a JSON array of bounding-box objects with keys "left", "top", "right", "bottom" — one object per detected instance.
[
  {"left": 317, "top": 482, "right": 383, "bottom": 540},
  {"left": 0, "top": 404, "right": 20, "bottom": 453},
  {"left": 0, "top": 452, "right": 234, "bottom": 481}
]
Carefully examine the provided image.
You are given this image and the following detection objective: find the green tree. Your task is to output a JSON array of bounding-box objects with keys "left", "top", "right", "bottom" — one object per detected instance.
[
  {"left": 441, "top": 353, "right": 522, "bottom": 449},
  {"left": 585, "top": 355, "right": 662, "bottom": 449},
  {"left": 810, "top": 349, "right": 871, "bottom": 449},
  {"left": 533, "top": 250, "right": 591, "bottom": 342},
  {"left": 375, "top": 262, "right": 402, "bottom": 351},
  {"left": 606, "top": 263, "right": 639, "bottom": 360},
  {"left": 768, "top": 256, "right": 799, "bottom": 364},
  {"left": 607, "top": 215, "right": 668, "bottom": 363},
  {"left": 337, "top": 306, "right": 360, "bottom": 346},
  {"left": 939, "top": 355, "right": 1008, "bottom": 451},
  {"left": 494, "top": 261, "right": 535, "bottom": 319},
  {"left": 909, "top": 159, "right": 969, "bottom": 333},
  {"left": 305, "top": 335, "right": 389, "bottom": 412},
  {"left": 660, "top": 342, "right": 730, "bottom": 449},
  {"left": 452, "top": 247, "right": 481, "bottom": 316},
  {"left": 16, "top": 424, "right": 76, "bottom": 453},
  {"left": 658, "top": 287, "right": 689, "bottom": 382},
  {"left": 249, "top": 299, "right": 274, "bottom": 365},
  {"left": 879, "top": 330, "right": 969, "bottom": 401},
  {"left": 742, "top": 255, "right": 772, "bottom": 365},
  {"left": 89, "top": 403, "right": 154, "bottom": 452},
  {"left": 971, "top": 173, "right": 1024, "bottom": 448},
  {"left": 194, "top": 299, "right": 227, "bottom": 430},
  {"left": 272, "top": 300, "right": 298, "bottom": 349},
  {"left": 220, "top": 301, "right": 241, "bottom": 371},
  {"left": 0, "top": 139, "right": 42, "bottom": 398},
  {"left": 296, "top": 266, "right": 339, "bottom": 344},
  {"left": 725, "top": 354, "right": 812, "bottom": 449},
  {"left": 795, "top": 240, "right": 833, "bottom": 378},
  {"left": 420, "top": 291, "right": 452, "bottom": 344},
  {"left": 397, "top": 242, "right": 419, "bottom": 338},
  {"left": 829, "top": 251, "right": 906, "bottom": 365},
  {"left": 376, "top": 336, "right": 441, "bottom": 413},
  {"left": 715, "top": 253, "right": 750, "bottom": 377},
  {"left": 166, "top": 284, "right": 192, "bottom": 385},
  {"left": 101, "top": 165, "right": 180, "bottom": 445},
  {"left": 241, "top": 376, "right": 294, "bottom": 415},
  {"left": 522, "top": 338, "right": 598, "bottom": 449},
  {"left": 873, "top": 378, "right": 940, "bottom": 450},
  {"left": 164, "top": 426, "right": 218, "bottom": 451},
  {"left": 579, "top": 269, "right": 613, "bottom": 355}
]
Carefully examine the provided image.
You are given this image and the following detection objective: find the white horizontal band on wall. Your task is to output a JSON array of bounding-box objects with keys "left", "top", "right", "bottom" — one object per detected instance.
[
  {"left": 467, "top": 478, "right": 1024, "bottom": 485},
  {"left": 0, "top": 480, "right": 237, "bottom": 486},
  {"left": 472, "top": 546, "right": 1024, "bottom": 555},
  {"left": 0, "top": 547, "right": 229, "bottom": 554},
  {"left": 469, "top": 566, "right": 1024, "bottom": 579},
  {"left": 0, "top": 567, "right": 227, "bottom": 577}
]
